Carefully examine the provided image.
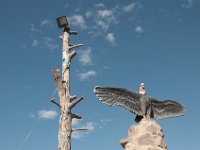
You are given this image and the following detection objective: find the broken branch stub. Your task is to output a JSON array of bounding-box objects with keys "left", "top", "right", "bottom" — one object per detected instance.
[
  {"left": 72, "top": 128, "right": 88, "bottom": 132},
  {"left": 72, "top": 113, "right": 82, "bottom": 119},
  {"left": 69, "top": 96, "right": 84, "bottom": 109},
  {"left": 50, "top": 98, "right": 61, "bottom": 107}
]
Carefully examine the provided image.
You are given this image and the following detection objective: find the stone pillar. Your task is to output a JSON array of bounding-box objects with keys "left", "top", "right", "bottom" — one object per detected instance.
[{"left": 120, "top": 120, "right": 168, "bottom": 150}]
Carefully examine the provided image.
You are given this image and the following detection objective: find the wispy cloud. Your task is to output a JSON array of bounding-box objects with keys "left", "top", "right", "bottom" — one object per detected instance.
[
  {"left": 85, "top": 11, "right": 92, "bottom": 18},
  {"left": 29, "top": 113, "right": 35, "bottom": 118},
  {"left": 37, "top": 109, "right": 58, "bottom": 119},
  {"left": 134, "top": 26, "right": 144, "bottom": 33},
  {"left": 99, "top": 119, "right": 114, "bottom": 129},
  {"left": 83, "top": 4, "right": 121, "bottom": 34},
  {"left": 40, "top": 19, "right": 52, "bottom": 27},
  {"left": 32, "top": 39, "right": 39, "bottom": 47},
  {"left": 78, "top": 70, "right": 97, "bottom": 81},
  {"left": 79, "top": 48, "right": 92, "bottom": 66},
  {"left": 44, "top": 37, "right": 59, "bottom": 51},
  {"left": 72, "top": 119, "right": 81, "bottom": 126},
  {"left": 72, "top": 119, "right": 95, "bottom": 139},
  {"left": 96, "top": 20, "right": 109, "bottom": 30},
  {"left": 98, "top": 9, "right": 113, "bottom": 18},
  {"left": 77, "top": 47, "right": 96, "bottom": 81},
  {"left": 94, "top": 3, "right": 105, "bottom": 8},
  {"left": 103, "top": 66, "right": 110, "bottom": 70},
  {"left": 95, "top": 8, "right": 117, "bottom": 31},
  {"left": 68, "top": 15, "right": 87, "bottom": 29},
  {"left": 72, "top": 131, "right": 81, "bottom": 139},
  {"left": 64, "top": 3, "right": 69, "bottom": 8},
  {"left": 71, "top": 118, "right": 113, "bottom": 139},
  {"left": 30, "top": 24, "right": 40, "bottom": 32},
  {"left": 20, "top": 44, "right": 27, "bottom": 49},
  {"left": 181, "top": 0, "right": 195, "bottom": 8},
  {"left": 81, "top": 122, "right": 95, "bottom": 131},
  {"left": 105, "top": 33, "right": 116, "bottom": 44},
  {"left": 158, "top": 8, "right": 169, "bottom": 21},
  {"left": 122, "top": 3, "right": 136, "bottom": 12}
]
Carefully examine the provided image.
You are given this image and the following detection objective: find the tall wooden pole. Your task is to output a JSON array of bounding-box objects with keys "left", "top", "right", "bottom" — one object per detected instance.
[{"left": 51, "top": 26, "right": 84, "bottom": 150}]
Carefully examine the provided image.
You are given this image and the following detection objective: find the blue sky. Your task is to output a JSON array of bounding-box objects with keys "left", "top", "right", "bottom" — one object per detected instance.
[{"left": 0, "top": 0, "right": 200, "bottom": 150}]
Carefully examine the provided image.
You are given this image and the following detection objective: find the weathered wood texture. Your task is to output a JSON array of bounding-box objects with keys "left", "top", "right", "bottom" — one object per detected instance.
[{"left": 52, "top": 30, "right": 84, "bottom": 150}]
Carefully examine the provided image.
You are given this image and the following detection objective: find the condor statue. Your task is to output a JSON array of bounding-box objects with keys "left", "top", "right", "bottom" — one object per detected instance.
[{"left": 94, "top": 83, "right": 185, "bottom": 122}]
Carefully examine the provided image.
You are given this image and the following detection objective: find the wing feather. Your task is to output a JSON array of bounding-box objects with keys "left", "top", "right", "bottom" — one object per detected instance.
[
  {"left": 94, "top": 86, "right": 143, "bottom": 115},
  {"left": 150, "top": 98, "right": 185, "bottom": 119}
]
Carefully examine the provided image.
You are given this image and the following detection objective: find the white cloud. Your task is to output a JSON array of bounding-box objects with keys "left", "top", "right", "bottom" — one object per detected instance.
[
  {"left": 72, "top": 119, "right": 81, "bottom": 126},
  {"left": 72, "top": 131, "right": 82, "bottom": 139},
  {"left": 44, "top": 37, "right": 59, "bottom": 50},
  {"left": 72, "top": 119, "right": 95, "bottom": 139},
  {"left": 38, "top": 110, "right": 58, "bottom": 119},
  {"left": 96, "top": 20, "right": 109, "bottom": 30},
  {"left": 85, "top": 11, "right": 92, "bottom": 18},
  {"left": 123, "top": 3, "right": 136, "bottom": 12},
  {"left": 40, "top": 19, "right": 51, "bottom": 27},
  {"left": 78, "top": 70, "right": 96, "bottom": 81},
  {"left": 32, "top": 39, "right": 39, "bottom": 47},
  {"left": 99, "top": 119, "right": 114, "bottom": 129},
  {"left": 68, "top": 15, "right": 87, "bottom": 29},
  {"left": 87, "top": 30, "right": 103, "bottom": 37},
  {"left": 98, "top": 9, "right": 113, "bottom": 18},
  {"left": 106, "top": 33, "right": 115, "bottom": 44},
  {"left": 82, "top": 122, "right": 95, "bottom": 131},
  {"left": 95, "top": 9, "right": 117, "bottom": 30},
  {"left": 134, "top": 26, "right": 144, "bottom": 33},
  {"left": 79, "top": 48, "right": 92, "bottom": 66}
]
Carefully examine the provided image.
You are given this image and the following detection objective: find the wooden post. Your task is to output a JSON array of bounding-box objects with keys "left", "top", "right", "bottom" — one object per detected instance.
[{"left": 51, "top": 27, "right": 84, "bottom": 150}]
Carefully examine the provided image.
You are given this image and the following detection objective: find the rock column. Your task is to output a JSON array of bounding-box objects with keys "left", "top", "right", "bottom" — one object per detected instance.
[{"left": 120, "top": 120, "right": 168, "bottom": 150}]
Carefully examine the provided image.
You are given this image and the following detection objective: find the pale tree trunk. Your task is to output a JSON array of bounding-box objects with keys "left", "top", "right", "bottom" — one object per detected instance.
[{"left": 51, "top": 29, "right": 84, "bottom": 150}]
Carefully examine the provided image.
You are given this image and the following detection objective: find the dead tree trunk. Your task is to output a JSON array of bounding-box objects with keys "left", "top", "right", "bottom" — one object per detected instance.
[{"left": 51, "top": 28, "right": 84, "bottom": 150}]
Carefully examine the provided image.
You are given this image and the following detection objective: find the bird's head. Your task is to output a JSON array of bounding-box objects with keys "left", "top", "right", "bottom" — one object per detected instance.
[{"left": 139, "top": 83, "right": 146, "bottom": 95}]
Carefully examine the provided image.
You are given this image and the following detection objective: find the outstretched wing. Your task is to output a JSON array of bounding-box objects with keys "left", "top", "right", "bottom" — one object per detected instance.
[
  {"left": 150, "top": 98, "right": 185, "bottom": 119},
  {"left": 94, "top": 86, "right": 143, "bottom": 116}
]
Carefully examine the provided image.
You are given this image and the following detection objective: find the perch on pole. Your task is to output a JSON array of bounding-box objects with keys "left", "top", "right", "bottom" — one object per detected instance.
[{"left": 51, "top": 16, "right": 86, "bottom": 150}]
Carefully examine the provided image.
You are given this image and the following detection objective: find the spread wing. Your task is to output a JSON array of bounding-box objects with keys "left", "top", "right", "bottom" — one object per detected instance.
[
  {"left": 94, "top": 86, "right": 143, "bottom": 116},
  {"left": 150, "top": 98, "right": 185, "bottom": 119}
]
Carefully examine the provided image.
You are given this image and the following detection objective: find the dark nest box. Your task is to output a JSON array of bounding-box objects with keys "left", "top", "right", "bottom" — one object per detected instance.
[{"left": 56, "top": 16, "right": 68, "bottom": 29}]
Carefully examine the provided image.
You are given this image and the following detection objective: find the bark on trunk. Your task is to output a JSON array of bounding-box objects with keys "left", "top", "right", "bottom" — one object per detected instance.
[{"left": 52, "top": 30, "right": 84, "bottom": 150}]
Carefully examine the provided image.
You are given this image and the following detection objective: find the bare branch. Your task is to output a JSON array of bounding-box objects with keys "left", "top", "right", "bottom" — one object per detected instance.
[
  {"left": 69, "top": 96, "right": 84, "bottom": 109},
  {"left": 69, "top": 51, "right": 77, "bottom": 61},
  {"left": 68, "top": 31, "right": 77, "bottom": 35},
  {"left": 69, "top": 44, "right": 83, "bottom": 50},
  {"left": 50, "top": 98, "right": 60, "bottom": 107},
  {"left": 71, "top": 113, "right": 82, "bottom": 119},
  {"left": 70, "top": 95, "right": 77, "bottom": 101},
  {"left": 72, "top": 128, "right": 88, "bottom": 132}
]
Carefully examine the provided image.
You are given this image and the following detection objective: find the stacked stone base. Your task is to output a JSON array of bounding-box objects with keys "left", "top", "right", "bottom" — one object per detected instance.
[{"left": 120, "top": 120, "right": 167, "bottom": 150}]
